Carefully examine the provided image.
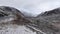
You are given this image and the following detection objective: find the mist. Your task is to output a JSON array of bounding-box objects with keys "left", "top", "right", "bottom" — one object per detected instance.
[{"left": 0, "top": 0, "right": 60, "bottom": 17}]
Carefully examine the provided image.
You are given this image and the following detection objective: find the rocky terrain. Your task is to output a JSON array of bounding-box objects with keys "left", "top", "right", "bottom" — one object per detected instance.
[
  {"left": 0, "top": 6, "right": 60, "bottom": 34},
  {"left": 30, "top": 8, "right": 60, "bottom": 34},
  {"left": 0, "top": 6, "right": 36, "bottom": 34}
]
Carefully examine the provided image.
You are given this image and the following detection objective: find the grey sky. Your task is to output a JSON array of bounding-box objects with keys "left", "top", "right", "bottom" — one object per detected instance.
[{"left": 0, "top": 0, "right": 60, "bottom": 16}]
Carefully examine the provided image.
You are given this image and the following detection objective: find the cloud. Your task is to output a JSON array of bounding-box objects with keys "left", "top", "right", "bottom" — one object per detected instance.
[{"left": 0, "top": 0, "right": 60, "bottom": 17}]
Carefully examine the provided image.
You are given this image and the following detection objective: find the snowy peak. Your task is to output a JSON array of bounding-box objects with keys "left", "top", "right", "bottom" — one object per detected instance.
[
  {"left": 41, "top": 8, "right": 60, "bottom": 16},
  {"left": 37, "top": 7, "right": 60, "bottom": 17}
]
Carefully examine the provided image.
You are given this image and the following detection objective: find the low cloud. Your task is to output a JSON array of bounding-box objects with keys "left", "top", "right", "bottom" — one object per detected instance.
[{"left": 0, "top": 0, "right": 60, "bottom": 17}]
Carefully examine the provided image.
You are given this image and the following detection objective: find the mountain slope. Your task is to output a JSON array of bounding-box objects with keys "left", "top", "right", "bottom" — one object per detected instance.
[{"left": 32, "top": 8, "right": 60, "bottom": 34}]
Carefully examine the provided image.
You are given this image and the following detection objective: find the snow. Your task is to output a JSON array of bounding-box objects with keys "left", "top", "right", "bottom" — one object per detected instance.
[
  {"left": 0, "top": 0, "right": 60, "bottom": 17},
  {"left": 0, "top": 24, "right": 36, "bottom": 34}
]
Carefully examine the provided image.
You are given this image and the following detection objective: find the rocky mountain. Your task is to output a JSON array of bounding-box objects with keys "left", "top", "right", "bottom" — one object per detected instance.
[
  {"left": 0, "top": 6, "right": 35, "bottom": 34},
  {"left": 37, "top": 8, "right": 60, "bottom": 17},
  {"left": 32, "top": 8, "right": 60, "bottom": 34},
  {"left": 0, "top": 6, "right": 60, "bottom": 34},
  {"left": 0, "top": 6, "right": 32, "bottom": 25}
]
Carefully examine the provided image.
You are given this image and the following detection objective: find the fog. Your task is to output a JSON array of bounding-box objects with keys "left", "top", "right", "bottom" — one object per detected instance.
[
  {"left": 0, "top": 0, "right": 60, "bottom": 34},
  {"left": 0, "top": 0, "right": 60, "bottom": 17}
]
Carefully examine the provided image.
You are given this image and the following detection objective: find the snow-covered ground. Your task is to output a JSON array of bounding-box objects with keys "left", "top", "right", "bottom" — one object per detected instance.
[{"left": 0, "top": 24, "right": 36, "bottom": 34}]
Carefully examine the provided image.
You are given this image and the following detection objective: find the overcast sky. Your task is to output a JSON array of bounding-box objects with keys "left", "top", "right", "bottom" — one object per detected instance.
[{"left": 0, "top": 0, "right": 60, "bottom": 17}]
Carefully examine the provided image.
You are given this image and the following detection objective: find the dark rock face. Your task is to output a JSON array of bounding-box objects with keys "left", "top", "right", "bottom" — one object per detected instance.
[
  {"left": 0, "top": 6, "right": 36, "bottom": 34},
  {"left": 1, "top": 6, "right": 60, "bottom": 34},
  {"left": 34, "top": 8, "right": 60, "bottom": 34},
  {"left": 37, "top": 8, "right": 60, "bottom": 17},
  {"left": 0, "top": 6, "right": 31, "bottom": 25}
]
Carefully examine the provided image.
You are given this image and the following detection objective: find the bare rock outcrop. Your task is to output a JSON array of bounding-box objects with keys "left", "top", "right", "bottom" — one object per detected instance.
[
  {"left": 0, "top": 6, "right": 31, "bottom": 25},
  {"left": 34, "top": 8, "right": 60, "bottom": 34},
  {"left": 0, "top": 6, "right": 36, "bottom": 34}
]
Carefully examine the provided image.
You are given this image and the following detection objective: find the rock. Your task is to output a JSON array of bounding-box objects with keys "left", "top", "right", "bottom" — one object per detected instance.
[
  {"left": 0, "top": 6, "right": 36, "bottom": 34},
  {"left": 34, "top": 8, "right": 60, "bottom": 34},
  {"left": 0, "top": 6, "right": 31, "bottom": 25}
]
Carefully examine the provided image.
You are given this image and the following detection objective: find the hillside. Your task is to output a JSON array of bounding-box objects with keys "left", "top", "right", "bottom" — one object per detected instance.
[{"left": 31, "top": 8, "right": 60, "bottom": 34}]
